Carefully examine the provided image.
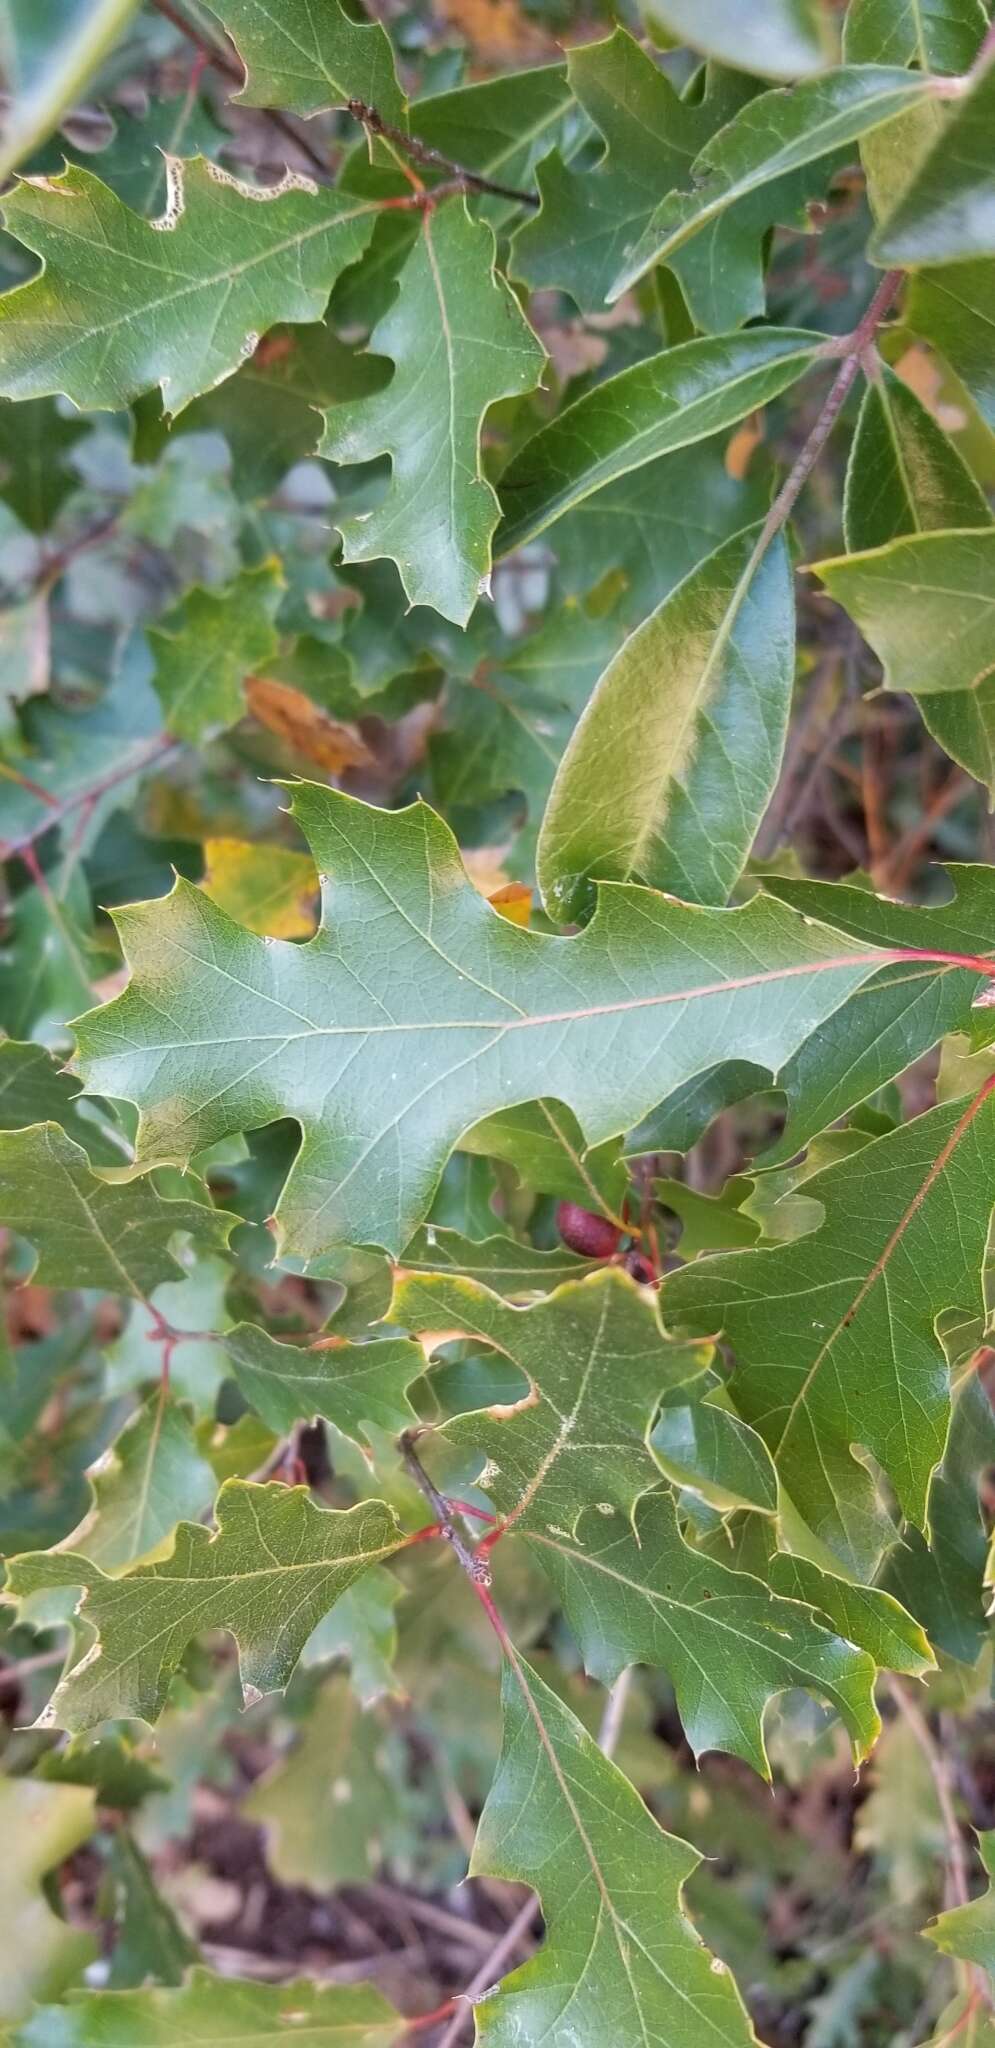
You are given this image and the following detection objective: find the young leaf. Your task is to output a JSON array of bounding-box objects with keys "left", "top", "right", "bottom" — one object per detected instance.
[
  {"left": 664, "top": 1090, "right": 995, "bottom": 1576},
  {"left": 460, "top": 1099, "right": 627, "bottom": 1217},
  {"left": 767, "top": 1552, "right": 935, "bottom": 1677},
  {"left": 0, "top": 1778, "right": 97, "bottom": 2024},
  {"left": 395, "top": 1266, "right": 710, "bottom": 1536},
  {"left": 812, "top": 529, "right": 995, "bottom": 694},
  {"left": 761, "top": 955, "right": 981, "bottom": 1167},
  {"left": 611, "top": 67, "right": 935, "bottom": 300},
  {"left": 4, "top": 1483, "right": 405, "bottom": 1730},
  {"left": 0, "top": 161, "right": 380, "bottom": 414},
  {"left": 397, "top": 1225, "right": 593, "bottom": 1296},
  {"left": 907, "top": 258, "right": 995, "bottom": 427},
  {"left": 537, "top": 525, "right": 793, "bottom": 918},
  {"left": 244, "top": 1676, "right": 405, "bottom": 1887},
  {"left": 472, "top": 1652, "right": 756, "bottom": 2048},
  {"left": 764, "top": 858, "right": 995, "bottom": 957},
  {"left": 530, "top": 1490, "right": 881, "bottom": 1773},
  {"left": 149, "top": 563, "right": 283, "bottom": 742},
  {"left": 14, "top": 1969, "right": 405, "bottom": 2046},
  {"left": 61, "top": 1392, "right": 216, "bottom": 1571},
  {"left": 320, "top": 200, "right": 545, "bottom": 625},
  {"left": 223, "top": 1323, "right": 424, "bottom": 1446},
  {"left": 0, "top": 1124, "right": 231, "bottom": 1297},
  {"left": 638, "top": 0, "right": 838, "bottom": 79},
  {"left": 652, "top": 1388, "right": 776, "bottom": 1510},
  {"left": 844, "top": 364, "right": 991, "bottom": 548},
  {"left": 72, "top": 785, "right": 893, "bottom": 1258},
  {"left": 205, "top": 0, "right": 406, "bottom": 126},
  {"left": 926, "top": 1831, "right": 995, "bottom": 1984},
  {"left": 843, "top": 364, "right": 994, "bottom": 788},
  {"left": 873, "top": 58, "right": 995, "bottom": 266},
  {"left": 497, "top": 327, "right": 824, "bottom": 555}
]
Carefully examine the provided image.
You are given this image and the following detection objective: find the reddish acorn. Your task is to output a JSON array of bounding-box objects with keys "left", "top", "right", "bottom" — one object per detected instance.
[{"left": 555, "top": 1202, "right": 623, "bottom": 1260}]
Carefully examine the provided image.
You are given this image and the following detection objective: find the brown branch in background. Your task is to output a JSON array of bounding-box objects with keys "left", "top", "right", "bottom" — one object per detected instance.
[
  {"left": 346, "top": 99, "right": 540, "bottom": 209},
  {"left": 875, "top": 768, "right": 974, "bottom": 896},
  {"left": 149, "top": 2, "right": 540, "bottom": 210},
  {"left": 1, "top": 733, "right": 179, "bottom": 859},
  {"left": 886, "top": 1679, "right": 972, "bottom": 1911},
  {"left": 757, "top": 269, "right": 905, "bottom": 556},
  {"left": 886, "top": 1678, "right": 993, "bottom": 2031},
  {"left": 435, "top": 1893, "right": 540, "bottom": 2048},
  {"left": 862, "top": 710, "right": 893, "bottom": 885}
]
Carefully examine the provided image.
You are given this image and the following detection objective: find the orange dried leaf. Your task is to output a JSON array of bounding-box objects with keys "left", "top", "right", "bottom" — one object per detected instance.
[{"left": 246, "top": 676, "right": 374, "bottom": 775}]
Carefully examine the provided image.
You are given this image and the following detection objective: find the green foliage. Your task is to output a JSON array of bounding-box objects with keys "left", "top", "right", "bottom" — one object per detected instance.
[
  {"left": 0, "top": 1124, "right": 231, "bottom": 1295},
  {"left": 666, "top": 1095, "right": 995, "bottom": 1573},
  {"left": 0, "top": 162, "right": 380, "bottom": 413},
  {"left": 72, "top": 786, "right": 891, "bottom": 1258},
  {"left": 928, "top": 1831, "right": 995, "bottom": 1981},
  {"left": 473, "top": 1654, "right": 757, "bottom": 2048},
  {"left": 496, "top": 327, "right": 823, "bottom": 552},
  {"left": 7, "top": 1486, "right": 405, "bottom": 1727},
  {"left": 2, "top": 0, "right": 995, "bottom": 2037},
  {"left": 538, "top": 525, "right": 794, "bottom": 913},
  {"left": 207, "top": 0, "right": 405, "bottom": 126},
  {"left": 321, "top": 201, "right": 545, "bottom": 622},
  {"left": 0, "top": 1780, "right": 97, "bottom": 2023},
  {"left": 612, "top": 66, "right": 936, "bottom": 300},
  {"left": 813, "top": 529, "right": 995, "bottom": 695},
  {"left": 15, "top": 1970, "right": 405, "bottom": 2044}
]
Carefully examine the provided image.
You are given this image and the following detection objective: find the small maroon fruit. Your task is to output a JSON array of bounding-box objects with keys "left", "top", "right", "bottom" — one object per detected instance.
[{"left": 556, "top": 1202, "right": 623, "bottom": 1260}]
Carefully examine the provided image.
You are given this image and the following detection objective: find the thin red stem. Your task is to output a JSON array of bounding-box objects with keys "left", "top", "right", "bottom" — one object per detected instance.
[
  {"left": 885, "top": 946, "right": 995, "bottom": 975},
  {"left": 405, "top": 2000, "right": 459, "bottom": 2033}
]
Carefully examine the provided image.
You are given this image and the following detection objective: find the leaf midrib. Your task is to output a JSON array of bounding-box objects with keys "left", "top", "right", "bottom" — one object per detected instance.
[{"left": 110, "top": 948, "right": 885, "bottom": 1051}]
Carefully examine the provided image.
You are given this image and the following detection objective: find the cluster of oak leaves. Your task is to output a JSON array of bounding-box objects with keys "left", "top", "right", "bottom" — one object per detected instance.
[{"left": 2, "top": 0, "right": 995, "bottom": 2040}]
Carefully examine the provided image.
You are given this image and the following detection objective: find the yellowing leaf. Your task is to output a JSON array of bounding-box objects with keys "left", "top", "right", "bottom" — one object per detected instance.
[
  {"left": 0, "top": 1778, "right": 97, "bottom": 2023},
  {"left": 202, "top": 838, "right": 319, "bottom": 939}
]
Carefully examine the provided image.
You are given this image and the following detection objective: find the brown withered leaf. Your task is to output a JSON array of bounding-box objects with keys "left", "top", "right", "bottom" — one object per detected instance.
[{"left": 245, "top": 676, "right": 374, "bottom": 775}]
